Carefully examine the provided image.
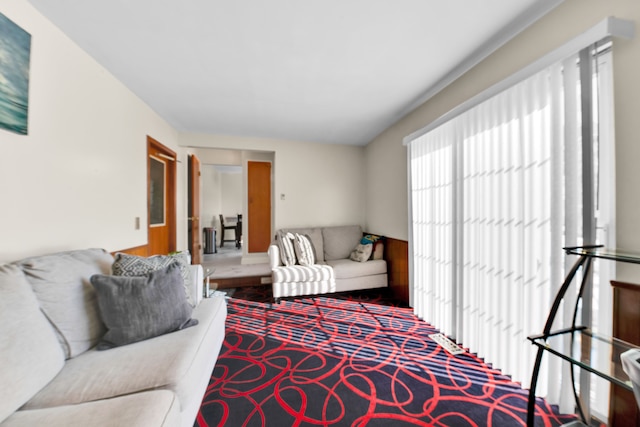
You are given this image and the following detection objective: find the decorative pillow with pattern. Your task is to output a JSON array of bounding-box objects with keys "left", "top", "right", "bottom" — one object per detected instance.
[
  {"left": 112, "top": 252, "right": 194, "bottom": 306},
  {"left": 276, "top": 231, "right": 297, "bottom": 266},
  {"left": 293, "top": 233, "right": 316, "bottom": 266},
  {"left": 361, "top": 234, "right": 385, "bottom": 260}
]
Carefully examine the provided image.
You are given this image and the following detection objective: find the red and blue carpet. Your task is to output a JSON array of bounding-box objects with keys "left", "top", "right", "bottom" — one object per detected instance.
[{"left": 195, "top": 287, "right": 576, "bottom": 426}]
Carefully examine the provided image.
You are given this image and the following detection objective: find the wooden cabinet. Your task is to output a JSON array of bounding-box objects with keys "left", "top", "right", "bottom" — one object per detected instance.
[
  {"left": 384, "top": 237, "right": 409, "bottom": 304},
  {"left": 610, "top": 280, "right": 640, "bottom": 426}
]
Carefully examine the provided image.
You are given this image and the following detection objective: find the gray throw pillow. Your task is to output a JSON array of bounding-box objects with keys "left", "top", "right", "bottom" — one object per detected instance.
[
  {"left": 350, "top": 243, "right": 373, "bottom": 263},
  {"left": 90, "top": 264, "right": 198, "bottom": 350},
  {"left": 112, "top": 252, "right": 194, "bottom": 306}
]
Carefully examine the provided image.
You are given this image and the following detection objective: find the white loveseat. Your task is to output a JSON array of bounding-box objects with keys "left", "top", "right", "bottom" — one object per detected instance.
[
  {"left": 0, "top": 248, "right": 226, "bottom": 427},
  {"left": 268, "top": 225, "right": 388, "bottom": 300}
]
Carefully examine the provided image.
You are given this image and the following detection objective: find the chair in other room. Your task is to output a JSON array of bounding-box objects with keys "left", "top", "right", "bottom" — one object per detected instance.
[
  {"left": 219, "top": 214, "right": 237, "bottom": 248},
  {"left": 235, "top": 214, "right": 243, "bottom": 249}
]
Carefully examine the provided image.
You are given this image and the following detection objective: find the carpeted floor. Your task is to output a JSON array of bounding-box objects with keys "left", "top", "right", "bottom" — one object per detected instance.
[{"left": 195, "top": 287, "right": 577, "bottom": 427}]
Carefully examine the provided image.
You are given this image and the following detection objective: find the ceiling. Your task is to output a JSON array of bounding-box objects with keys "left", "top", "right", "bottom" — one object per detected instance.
[{"left": 27, "top": 0, "right": 560, "bottom": 146}]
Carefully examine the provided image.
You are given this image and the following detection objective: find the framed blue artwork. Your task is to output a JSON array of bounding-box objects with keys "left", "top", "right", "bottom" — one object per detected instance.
[{"left": 0, "top": 12, "right": 31, "bottom": 135}]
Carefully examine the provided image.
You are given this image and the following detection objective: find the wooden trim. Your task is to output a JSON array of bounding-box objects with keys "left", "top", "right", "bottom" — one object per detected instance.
[
  {"left": 384, "top": 237, "right": 409, "bottom": 304},
  {"left": 609, "top": 280, "right": 640, "bottom": 426},
  {"left": 211, "top": 276, "right": 270, "bottom": 289},
  {"left": 111, "top": 245, "right": 149, "bottom": 257},
  {"left": 147, "top": 136, "right": 177, "bottom": 255}
]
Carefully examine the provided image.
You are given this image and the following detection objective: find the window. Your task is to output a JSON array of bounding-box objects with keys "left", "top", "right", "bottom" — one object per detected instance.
[
  {"left": 149, "top": 155, "right": 166, "bottom": 226},
  {"left": 406, "top": 43, "right": 614, "bottom": 419}
]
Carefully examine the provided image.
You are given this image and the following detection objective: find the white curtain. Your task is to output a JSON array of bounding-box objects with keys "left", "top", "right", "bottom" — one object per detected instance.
[{"left": 408, "top": 48, "right": 613, "bottom": 413}]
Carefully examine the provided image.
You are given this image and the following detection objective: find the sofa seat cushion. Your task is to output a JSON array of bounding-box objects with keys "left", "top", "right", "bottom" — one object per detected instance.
[
  {"left": 326, "top": 259, "right": 387, "bottom": 280},
  {"left": 0, "top": 264, "right": 65, "bottom": 423},
  {"left": 322, "top": 225, "right": 362, "bottom": 261},
  {"left": 23, "top": 296, "right": 227, "bottom": 411},
  {"left": 1, "top": 390, "right": 180, "bottom": 427},
  {"left": 272, "top": 264, "right": 334, "bottom": 283},
  {"left": 15, "top": 248, "right": 114, "bottom": 359}
]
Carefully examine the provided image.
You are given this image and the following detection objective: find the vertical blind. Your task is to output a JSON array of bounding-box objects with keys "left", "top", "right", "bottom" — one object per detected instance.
[{"left": 407, "top": 46, "right": 613, "bottom": 413}]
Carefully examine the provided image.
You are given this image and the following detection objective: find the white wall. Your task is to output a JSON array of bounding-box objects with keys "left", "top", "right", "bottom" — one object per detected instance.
[
  {"left": 0, "top": 0, "right": 187, "bottom": 262},
  {"left": 364, "top": 0, "right": 640, "bottom": 282},
  {"left": 200, "top": 165, "right": 222, "bottom": 230},
  {"left": 220, "top": 172, "right": 242, "bottom": 218},
  {"left": 181, "top": 133, "right": 366, "bottom": 231}
]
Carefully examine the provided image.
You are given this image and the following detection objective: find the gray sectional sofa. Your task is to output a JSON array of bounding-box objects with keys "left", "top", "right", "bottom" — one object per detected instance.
[
  {"left": 268, "top": 225, "right": 387, "bottom": 300},
  {"left": 0, "top": 248, "right": 226, "bottom": 427}
]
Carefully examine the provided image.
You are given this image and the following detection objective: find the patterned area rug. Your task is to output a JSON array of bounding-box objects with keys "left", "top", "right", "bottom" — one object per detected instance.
[{"left": 195, "top": 287, "right": 576, "bottom": 426}]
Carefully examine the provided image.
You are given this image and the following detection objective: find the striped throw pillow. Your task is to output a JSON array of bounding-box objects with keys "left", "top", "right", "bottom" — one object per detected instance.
[
  {"left": 277, "top": 230, "right": 297, "bottom": 266},
  {"left": 293, "top": 233, "right": 316, "bottom": 266}
]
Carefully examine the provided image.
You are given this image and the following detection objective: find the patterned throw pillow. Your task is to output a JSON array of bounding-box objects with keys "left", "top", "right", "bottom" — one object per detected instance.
[
  {"left": 112, "top": 252, "right": 194, "bottom": 306},
  {"left": 361, "top": 234, "right": 385, "bottom": 260},
  {"left": 276, "top": 230, "right": 297, "bottom": 266},
  {"left": 293, "top": 233, "right": 316, "bottom": 266}
]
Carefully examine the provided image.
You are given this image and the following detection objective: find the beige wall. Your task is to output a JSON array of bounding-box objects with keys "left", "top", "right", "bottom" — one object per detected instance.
[
  {"left": 181, "top": 133, "right": 366, "bottom": 231},
  {"left": 0, "top": 0, "right": 187, "bottom": 262},
  {"left": 364, "top": 0, "right": 640, "bottom": 280}
]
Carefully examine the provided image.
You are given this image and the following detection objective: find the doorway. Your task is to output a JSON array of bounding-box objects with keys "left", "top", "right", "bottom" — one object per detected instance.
[
  {"left": 147, "top": 136, "right": 176, "bottom": 256},
  {"left": 193, "top": 148, "right": 274, "bottom": 258}
]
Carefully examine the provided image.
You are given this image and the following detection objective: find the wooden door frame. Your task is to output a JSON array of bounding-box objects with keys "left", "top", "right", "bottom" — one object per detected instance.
[
  {"left": 147, "top": 136, "right": 177, "bottom": 255},
  {"left": 187, "top": 154, "right": 201, "bottom": 264}
]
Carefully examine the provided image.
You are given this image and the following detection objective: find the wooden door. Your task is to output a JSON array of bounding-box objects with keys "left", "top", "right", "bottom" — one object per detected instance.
[
  {"left": 247, "top": 161, "right": 271, "bottom": 253},
  {"left": 147, "top": 136, "right": 176, "bottom": 256},
  {"left": 188, "top": 154, "right": 201, "bottom": 265}
]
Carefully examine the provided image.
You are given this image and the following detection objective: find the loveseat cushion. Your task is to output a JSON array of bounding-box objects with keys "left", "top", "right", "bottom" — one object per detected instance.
[
  {"left": 322, "top": 225, "right": 362, "bottom": 261},
  {"left": 23, "top": 296, "right": 227, "bottom": 412},
  {"left": 0, "top": 264, "right": 65, "bottom": 423},
  {"left": 15, "top": 248, "right": 113, "bottom": 359},
  {"left": 272, "top": 264, "right": 334, "bottom": 283},
  {"left": 326, "top": 259, "right": 387, "bottom": 279},
  {"left": 0, "top": 390, "right": 180, "bottom": 427}
]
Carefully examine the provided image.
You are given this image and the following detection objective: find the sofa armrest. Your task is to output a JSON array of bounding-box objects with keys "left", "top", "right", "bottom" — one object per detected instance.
[
  {"left": 267, "top": 243, "right": 281, "bottom": 270},
  {"left": 189, "top": 264, "right": 204, "bottom": 305}
]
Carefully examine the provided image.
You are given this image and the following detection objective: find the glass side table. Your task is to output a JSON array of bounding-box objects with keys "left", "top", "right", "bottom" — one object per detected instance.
[{"left": 526, "top": 246, "right": 640, "bottom": 426}]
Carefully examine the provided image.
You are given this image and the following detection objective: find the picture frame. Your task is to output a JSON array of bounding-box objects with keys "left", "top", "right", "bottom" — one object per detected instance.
[{"left": 0, "top": 12, "right": 31, "bottom": 135}]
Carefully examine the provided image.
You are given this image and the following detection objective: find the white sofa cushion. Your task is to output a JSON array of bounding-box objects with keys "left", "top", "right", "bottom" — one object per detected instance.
[
  {"left": 322, "top": 225, "right": 362, "bottom": 261},
  {"left": 326, "top": 259, "right": 387, "bottom": 279},
  {"left": 23, "top": 296, "right": 227, "bottom": 415},
  {"left": 1, "top": 391, "right": 180, "bottom": 427},
  {"left": 15, "top": 249, "right": 113, "bottom": 359},
  {"left": 0, "top": 264, "right": 65, "bottom": 423}
]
